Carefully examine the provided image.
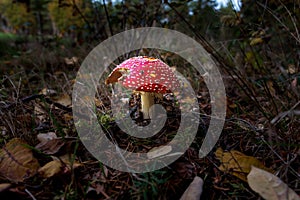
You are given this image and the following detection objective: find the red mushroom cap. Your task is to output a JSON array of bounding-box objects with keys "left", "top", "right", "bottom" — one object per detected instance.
[{"left": 105, "top": 56, "right": 180, "bottom": 93}]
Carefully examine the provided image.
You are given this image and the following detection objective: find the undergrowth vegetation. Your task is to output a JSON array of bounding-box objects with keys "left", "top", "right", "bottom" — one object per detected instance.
[{"left": 0, "top": 0, "right": 299, "bottom": 199}]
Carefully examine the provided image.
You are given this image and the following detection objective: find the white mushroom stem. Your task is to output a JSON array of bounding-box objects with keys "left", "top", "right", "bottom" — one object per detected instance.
[{"left": 140, "top": 92, "right": 163, "bottom": 119}]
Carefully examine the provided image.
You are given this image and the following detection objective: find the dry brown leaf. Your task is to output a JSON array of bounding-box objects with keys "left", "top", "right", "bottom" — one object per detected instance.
[
  {"left": 38, "top": 160, "right": 63, "bottom": 178},
  {"left": 39, "top": 88, "right": 71, "bottom": 108},
  {"left": 215, "top": 148, "right": 272, "bottom": 181},
  {"left": 52, "top": 93, "right": 71, "bottom": 107},
  {"left": 64, "top": 57, "right": 78, "bottom": 65},
  {"left": 94, "top": 98, "right": 104, "bottom": 107},
  {"left": 248, "top": 166, "right": 300, "bottom": 200},
  {"left": 0, "top": 138, "right": 40, "bottom": 182},
  {"left": 38, "top": 154, "right": 82, "bottom": 178},
  {"left": 288, "top": 64, "right": 296, "bottom": 74},
  {"left": 35, "top": 138, "right": 65, "bottom": 155},
  {"left": 0, "top": 183, "right": 11, "bottom": 192},
  {"left": 59, "top": 154, "right": 82, "bottom": 167},
  {"left": 180, "top": 176, "right": 203, "bottom": 200},
  {"left": 34, "top": 103, "right": 47, "bottom": 122},
  {"left": 267, "top": 80, "right": 276, "bottom": 96},
  {"left": 63, "top": 113, "right": 73, "bottom": 121}
]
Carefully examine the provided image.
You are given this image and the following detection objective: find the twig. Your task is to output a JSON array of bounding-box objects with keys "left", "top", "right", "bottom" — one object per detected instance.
[
  {"left": 102, "top": 0, "right": 122, "bottom": 64},
  {"left": 260, "top": 136, "right": 300, "bottom": 178},
  {"left": 25, "top": 188, "right": 37, "bottom": 200},
  {"left": 1, "top": 94, "right": 72, "bottom": 112},
  {"left": 257, "top": 1, "right": 300, "bottom": 44},
  {"left": 271, "top": 101, "right": 300, "bottom": 124},
  {"left": 103, "top": 0, "right": 114, "bottom": 36},
  {"left": 279, "top": 0, "right": 300, "bottom": 41}
]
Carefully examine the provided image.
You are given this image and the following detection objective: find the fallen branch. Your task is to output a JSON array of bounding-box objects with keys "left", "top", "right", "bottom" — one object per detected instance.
[{"left": 1, "top": 94, "right": 72, "bottom": 113}]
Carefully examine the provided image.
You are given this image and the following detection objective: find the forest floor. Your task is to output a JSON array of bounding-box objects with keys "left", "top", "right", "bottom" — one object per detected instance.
[{"left": 0, "top": 35, "right": 299, "bottom": 200}]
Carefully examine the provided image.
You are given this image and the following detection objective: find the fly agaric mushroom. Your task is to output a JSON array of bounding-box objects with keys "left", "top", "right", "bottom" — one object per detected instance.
[{"left": 105, "top": 56, "right": 180, "bottom": 119}]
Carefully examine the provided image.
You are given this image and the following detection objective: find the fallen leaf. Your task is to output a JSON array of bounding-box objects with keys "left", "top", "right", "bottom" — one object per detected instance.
[
  {"left": 35, "top": 138, "right": 65, "bottom": 155},
  {"left": 39, "top": 88, "right": 71, "bottom": 108},
  {"left": 215, "top": 148, "right": 272, "bottom": 181},
  {"left": 63, "top": 113, "right": 73, "bottom": 121},
  {"left": 64, "top": 57, "right": 78, "bottom": 65},
  {"left": 38, "top": 160, "right": 62, "bottom": 178},
  {"left": 267, "top": 80, "right": 276, "bottom": 96},
  {"left": 0, "top": 183, "right": 11, "bottom": 192},
  {"left": 248, "top": 166, "right": 300, "bottom": 200},
  {"left": 250, "top": 37, "right": 264, "bottom": 46},
  {"left": 37, "top": 132, "right": 57, "bottom": 143},
  {"left": 52, "top": 93, "right": 71, "bottom": 107},
  {"left": 34, "top": 103, "right": 48, "bottom": 122},
  {"left": 0, "top": 138, "right": 40, "bottom": 182},
  {"left": 94, "top": 98, "right": 104, "bottom": 107},
  {"left": 288, "top": 64, "right": 296, "bottom": 74},
  {"left": 59, "top": 154, "right": 82, "bottom": 168},
  {"left": 38, "top": 154, "right": 82, "bottom": 178},
  {"left": 180, "top": 176, "right": 204, "bottom": 200}
]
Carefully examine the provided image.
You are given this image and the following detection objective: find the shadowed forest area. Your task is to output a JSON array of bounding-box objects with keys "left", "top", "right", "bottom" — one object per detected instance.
[{"left": 0, "top": 0, "right": 299, "bottom": 199}]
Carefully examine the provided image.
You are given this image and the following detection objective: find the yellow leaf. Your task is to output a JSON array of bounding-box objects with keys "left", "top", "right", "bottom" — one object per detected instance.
[
  {"left": 215, "top": 148, "right": 273, "bottom": 181},
  {"left": 250, "top": 37, "right": 264, "bottom": 46},
  {"left": 248, "top": 166, "right": 300, "bottom": 200},
  {"left": 38, "top": 154, "right": 82, "bottom": 178},
  {"left": 38, "top": 160, "right": 62, "bottom": 178},
  {"left": 0, "top": 138, "right": 40, "bottom": 182},
  {"left": 52, "top": 93, "right": 71, "bottom": 107}
]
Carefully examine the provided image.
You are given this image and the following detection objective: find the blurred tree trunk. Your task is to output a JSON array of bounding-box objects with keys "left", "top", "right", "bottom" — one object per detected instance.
[{"left": 35, "top": 10, "right": 43, "bottom": 35}]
